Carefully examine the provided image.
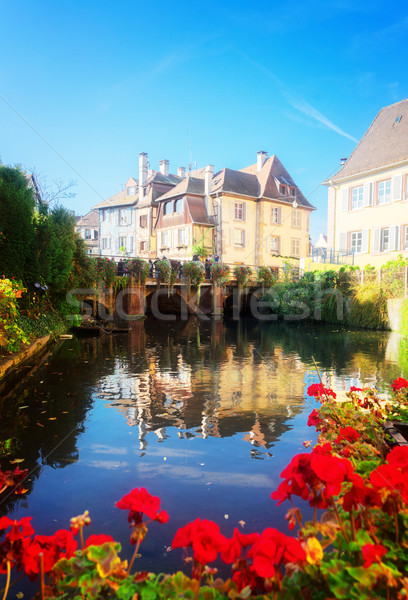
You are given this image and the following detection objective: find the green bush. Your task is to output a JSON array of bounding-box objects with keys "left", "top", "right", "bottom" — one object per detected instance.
[{"left": 348, "top": 282, "right": 388, "bottom": 330}]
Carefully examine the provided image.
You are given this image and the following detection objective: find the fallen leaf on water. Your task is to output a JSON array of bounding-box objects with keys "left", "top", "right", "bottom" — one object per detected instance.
[
  {"left": 36, "top": 423, "right": 44, "bottom": 428},
  {"left": 238, "top": 520, "right": 246, "bottom": 528},
  {"left": 48, "top": 417, "right": 57, "bottom": 420},
  {"left": 206, "top": 482, "right": 212, "bottom": 485},
  {"left": 62, "top": 411, "right": 68, "bottom": 414},
  {"left": 10, "top": 459, "right": 25, "bottom": 464},
  {"left": 16, "top": 593, "right": 24, "bottom": 599},
  {"left": 19, "top": 406, "right": 29, "bottom": 410},
  {"left": 224, "top": 514, "right": 229, "bottom": 519}
]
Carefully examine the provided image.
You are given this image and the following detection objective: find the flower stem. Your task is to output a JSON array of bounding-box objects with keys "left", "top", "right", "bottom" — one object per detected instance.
[
  {"left": 331, "top": 499, "right": 349, "bottom": 543},
  {"left": 394, "top": 503, "right": 399, "bottom": 545},
  {"left": 39, "top": 553, "right": 45, "bottom": 600},
  {"left": 80, "top": 524, "right": 85, "bottom": 549},
  {"left": 350, "top": 510, "right": 356, "bottom": 542},
  {"left": 1, "top": 561, "right": 10, "bottom": 600},
  {"left": 127, "top": 535, "right": 142, "bottom": 575}
]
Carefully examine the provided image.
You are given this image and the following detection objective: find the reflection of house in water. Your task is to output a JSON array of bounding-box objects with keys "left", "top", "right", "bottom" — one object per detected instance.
[{"left": 97, "top": 323, "right": 308, "bottom": 458}]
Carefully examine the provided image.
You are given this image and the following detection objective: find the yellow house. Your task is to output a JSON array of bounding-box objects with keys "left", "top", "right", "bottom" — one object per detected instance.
[
  {"left": 209, "top": 151, "right": 314, "bottom": 268},
  {"left": 325, "top": 98, "right": 408, "bottom": 268},
  {"left": 154, "top": 151, "right": 314, "bottom": 267}
]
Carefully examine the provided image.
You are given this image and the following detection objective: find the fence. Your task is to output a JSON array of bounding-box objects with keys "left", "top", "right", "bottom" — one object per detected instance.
[{"left": 349, "top": 266, "right": 408, "bottom": 298}]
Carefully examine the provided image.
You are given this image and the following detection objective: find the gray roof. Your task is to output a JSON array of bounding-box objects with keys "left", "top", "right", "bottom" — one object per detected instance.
[
  {"left": 76, "top": 210, "right": 99, "bottom": 228},
  {"left": 145, "top": 171, "right": 182, "bottom": 186},
  {"left": 329, "top": 98, "right": 408, "bottom": 182},
  {"left": 157, "top": 176, "right": 205, "bottom": 201}
]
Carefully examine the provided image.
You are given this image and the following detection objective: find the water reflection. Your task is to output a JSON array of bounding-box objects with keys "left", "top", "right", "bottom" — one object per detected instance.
[{"left": 0, "top": 318, "right": 406, "bottom": 577}]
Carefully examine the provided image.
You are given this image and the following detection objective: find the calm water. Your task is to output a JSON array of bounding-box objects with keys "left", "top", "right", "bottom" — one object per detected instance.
[{"left": 0, "top": 318, "right": 407, "bottom": 592}]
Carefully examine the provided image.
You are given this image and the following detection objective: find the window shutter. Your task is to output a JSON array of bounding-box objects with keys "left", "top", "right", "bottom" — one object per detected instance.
[
  {"left": 339, "top": 232, "right": 347, "bottom": 251},
  {"left": 128, "top": 208, "right": 132, "bottom": 224},
  {"left": 395, "top": 225, "right": 401, "bottom": 251},
  {"left": 128, "top": 236, "right": 133, "bottom": 253},
  {"left": 115, "top": 238, "right": 119, "bottom": 253},
  {"left": 277, "top": 207, "right": 281, "bottom": 224},
  {"left": 342, "top": 188, "right": 349, "bottom": 211},
  {"left": 363, "top": 182, "right": 373, "bottom": 207},
  {"left": 114, "top": 210, "right": 119, "bottom": 226},
  {"left": 243, "top": 203, "right": 246, "bottom": 221},
  {"left": 244, "top": 228, "right": 248, "bottom": 248},
  {"left": 388, "top": 225, "right": 396, "bottom": 251},
  {"left": 362, "top": 229, "right": 369, "bottom": 253},
  {"left": 392, "top": 175, "right": 402, "bottom": 201},
  {"left": 277, "top": 236, "right": 281, "bottom": 253},
  {"left": 372, "top": 228, "right": 380, "bottom": 252}
]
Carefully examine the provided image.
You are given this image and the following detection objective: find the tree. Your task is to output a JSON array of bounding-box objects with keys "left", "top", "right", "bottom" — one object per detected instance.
[
  {"left": 47, "top": 206, "right": 77, "bottom": 291},
  {"left": 0, "top": 166, "right": 37, "bottom": 283}
]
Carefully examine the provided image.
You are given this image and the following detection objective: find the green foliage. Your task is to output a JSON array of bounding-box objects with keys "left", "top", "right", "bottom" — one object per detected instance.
[
  {"left": 155, "top": 258, "right": 172, "bottom": 283},
  {"left": 211, "top": 263, "right": 230, "bottom": 286},
  {"left": 0, "top": 166, "right": 37, "bottom": 283},
  {"left": 399, "top": 299, "right": 408, "bottom": 338},
  {"left": 257, "top": 266, "right": 277, "bottom": 288},
  {"left": 348, "top": 282, "right": 389, "bottom": 330},
  {"left": 68, "top": 237, "right": 95, "bottom": 289},
  {"left": 94, "top": 258, "right": 117, "bottom": 287},
  {"left": 182, "top": 261, "right": 205, "bottom": 286},
  {"left": 233, "top": 266, "right": 252, "bottom": 286},
  {"left": 123, "top": 258, "right": 150, "bottom": 284},
  {"left": 46, "top": 206, "right": 77, "bottom": 291}
]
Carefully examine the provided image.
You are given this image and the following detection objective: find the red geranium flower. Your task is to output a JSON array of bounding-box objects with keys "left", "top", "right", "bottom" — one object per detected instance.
[
  {"left": 362, "top": 544, "right": 387, "bottom": 568},
  {"left": 335, "top": 426, "right": 361, "bottom": 444},
  {"left": 21, "top": 530, "right": 77, "bottom": 581},
  {"left": 307, "top": 409, "right": 322, "bottom": 427},
  {"left": 85, "top": 534, "right": 115, "bottom": 548},
  {"left": 172, "top": 518, "right": 228, "bottom": 568},
  {"left": 220, "top": 528, "right": 260, "bottom": 564},
  {"left": 249, "top": 528, "right": 305, "bottom": 579},
  {"left": 370, "top": 464, "right": 408, "bottom": 504},
  {"left": 343, "top": 474, "right": 382, "bottom": 512},
  {"left": 386, "top": 445, "right": 408, "bottom": 470},
  {"left": 116, "top": 487, "right": 169, "bottom": 525},
  {"left": 391, "top": 377, "right": 408, "bottom": 391},
  {"left": 307, "top": 383, "right": 336, "bottom": 400},
  {"left": 349, "top": 386, "right": 363, "bottom": 393}
]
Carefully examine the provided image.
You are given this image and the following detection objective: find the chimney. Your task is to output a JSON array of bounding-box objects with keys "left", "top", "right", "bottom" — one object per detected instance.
[
  {"left": 159, "top": 159, "right": 169, "bottom": 176},
  {"left": 204, "top": 165, "right": 214, "bottom": 213},
  {"left": 257, "top": 150, "right": 267, "bottom": 172},
  {"left": 148, "top": 168, "right": 155, "bottom": 178},
  {"left": 139, "top": 152, "right": 148, "bottom": 200},
  {"left": 340, "top": 157, "right": 347, "bottom": 166},
  {"left": 178, "top": 166, "right": 186, "bottom": 179}
]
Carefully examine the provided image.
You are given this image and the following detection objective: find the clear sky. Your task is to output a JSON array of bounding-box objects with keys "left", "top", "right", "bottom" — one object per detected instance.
[{"left": 1, "top": 0, "right": 407, "bottom": 242}]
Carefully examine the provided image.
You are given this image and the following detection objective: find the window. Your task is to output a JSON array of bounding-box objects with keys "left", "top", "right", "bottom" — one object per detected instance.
[
  {"left": 127, "top": 186, "right": 136, "bottom": 196},
  {"left": 161, "top": 231, "right": 169, "bottom": 247},
  {"left": 119, "top": 209, "right": 128, "bottom": 225},
  {"left": 94, "top": 230, "right": 99, "bottom": 240},
  {"left": 291, "top": 210, "right": 301, "bottom": 228},
  {"left": 381, "top": 228, "right": 389, "bottom": 252},
  {"left": 140, "top": 215, "right": 147, "bottom": 228},
  {"left": 102, "top": 237, "right": 111, "bottom": 250},
  {"left": 351, "top": 186, "right": 363, "bottom": 209},
  {"left": 101, "top": 209, "right": 107, "bottom": 221},
  {"left": 85, "top": 229, "right": 91, "bottom": 240},
  {"left": 377, "top": 180, "right": 391, "bottom": 205},
  {"left": 350, "top": 231, "right": 362, "bottom": 254},
  {"left": 405, "top": 226, "right": 408, "bottom": 250},
  {"left": 279, "top": 185, "right": 289, "bottom": 196},
  {"left": 234, "top": 229, "right": 245, "bottom": 247},
  {"left": 271, "top": 207, "right": 281, "bottom": 224},
  {"left": 291, "top": 238, "right": 300, "bottom": 257},
  {"left": 140, "top": 241, "right": 146, "bottom": 252},
  {"left": 119, "top": 236, "right": 126, "bottom": 249},
  {"left": 270, "top": 236, "right": 280, "bottom": 253},
  {"left": 175, "top": 198, "right": 184, "bottom": 213},
  {"left": 178, "top": 229, "right": 186, "bottom": 245},
  {"left": 164, "top": 202, "right": 173, "bottom": 215},
  {"left": 234, "top": 202, "right": 245, "bottom": 220}
]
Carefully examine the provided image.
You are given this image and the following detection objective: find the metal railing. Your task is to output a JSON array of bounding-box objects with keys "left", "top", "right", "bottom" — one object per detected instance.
[{"left": 310, "top": 248, "right": 355, "bottom": 265}]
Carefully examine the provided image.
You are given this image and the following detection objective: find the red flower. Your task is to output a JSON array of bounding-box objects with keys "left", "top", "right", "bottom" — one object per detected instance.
[
  {"left": 335, "top": 426, "right": 361, "bottom": 444},
  {"left": 370, "top": 464, "right": 408, "bottom": 503},
  {"left": 349, "top": 386, "right": 363, "bottom": 393},
  {"left": 362, "top": 544, "right": 387, "bottom": 568},
  {"left": 307, "top": 383, "right": 336, "bottom": 400},
  {"left": 172, "top": 518, "right": 228, "bottom": 567},
  {"left": 307, "top": 409, "right": 322, "bottom": 427},
  {"left": 250, "top": 528, "right": 305, "bottom": 579},
  {"left": 386, "top": 445, "right": 408, "bottom": 470},
  {"left": 391, "top": 377, "right": 408, "bottom": 391},
  {"left": 116, "top": 487, "right": 169, "bottom": 525},
  {"left": 220, "top": 528, "right": 260, "bottom": 564},
  {"left": 0, "top": 516, "right": 34, "bottom": 540},
  {"left": 85, "top": 534, "right": 115, "bottom": 548},
  {"left": 343, "top": 474, "right": 382, "bottom": 512},
  {"left": 21, "top": 530, "right": 77, "bottom": 580}
]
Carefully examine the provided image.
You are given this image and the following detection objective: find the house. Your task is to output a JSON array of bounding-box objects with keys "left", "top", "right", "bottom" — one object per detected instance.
[
  {"left": 154, "top": 166, "right": 215, "bottom": 260},
  {"left": 325, "top": 98, "right": 408, "bottom": 268},
  {"left": 75, "top": 210, "right": 99, "bottom": 255},
  {"left": 211, "top": 151, "right": 314, "bottom": 267},
  {"left": 154, "top": 151, "right": 314, "bottom": 266},
  {"left": 93, "top": 177, "right": 138, "bottom": 257}
]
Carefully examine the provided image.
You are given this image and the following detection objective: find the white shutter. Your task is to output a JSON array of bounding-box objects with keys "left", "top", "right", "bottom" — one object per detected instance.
[
  {"left": 243, "top": 203, "right": 246, "bottom": 221},
  {"left": 372, "top": 228, "right": 381, "bottom": 253},
  {"left": 339, "top": 232, "right": 347, "bottom": 251},
  {"left": 363, "top": 182, "right": 373, "bottom": 207},
  {"left": 342, "top": 188, "right": 349, "bottom": 211},
  {"left": 394, "top": 225, "right": 401, "bottom": 251},
  {"left": 115, "top": 237, "right": 119, "bottom": 253},
  {"left": 128, "top": 236, "right": 133, "bottom": 253},
  {"left": 128, "top": 208, "right": 133, "bottom": 224},
  {"left": 389, "top": 225, "right": 396, "bottom": 251},
  {"left": 392, "top": 175, "right": 402, "bottom": 201},
  {"left": 362, "top": 228, "right": 369, "bottom": 253},
  {"left": 108, "top": 237, "right": 111, "bottom": 250},
  {"left": 114, "top": 210, "right": 119, "bottom": 226}
]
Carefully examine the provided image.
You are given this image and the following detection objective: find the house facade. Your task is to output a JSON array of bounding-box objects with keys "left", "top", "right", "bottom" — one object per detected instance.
[
  {"left": 75, "top": 210, "right": 99, "bottom": 254},
  {"left": 93, "top": 177, "right": 138, "bottom": 257},
  {"left": 325, "top": 99, "right": 408, "bottom": 268}
]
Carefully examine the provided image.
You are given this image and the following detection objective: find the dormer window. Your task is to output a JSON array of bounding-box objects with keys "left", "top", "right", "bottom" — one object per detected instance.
[
  {"left": 164, "top": 201, "right": 173, "bottom": 215},
  {"left": 175, "top": 198, "right": 184, "bottom": 213},
  {"left": 127, "top": 186, "right": 136, "bottom": 196}
]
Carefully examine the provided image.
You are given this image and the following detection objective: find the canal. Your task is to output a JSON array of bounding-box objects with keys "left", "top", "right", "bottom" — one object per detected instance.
[{"left": 0, "top": 318, "right": 406, "bottom": 592}]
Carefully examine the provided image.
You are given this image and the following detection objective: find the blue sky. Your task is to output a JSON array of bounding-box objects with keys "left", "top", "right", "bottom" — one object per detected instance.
[{"left": 1, "top": 0, "right": 407, "bottom": 242}]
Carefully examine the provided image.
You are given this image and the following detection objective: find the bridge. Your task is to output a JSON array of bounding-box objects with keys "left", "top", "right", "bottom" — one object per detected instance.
[{"left": 77, "top": 277, "right": 270, "bottom": 321}]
